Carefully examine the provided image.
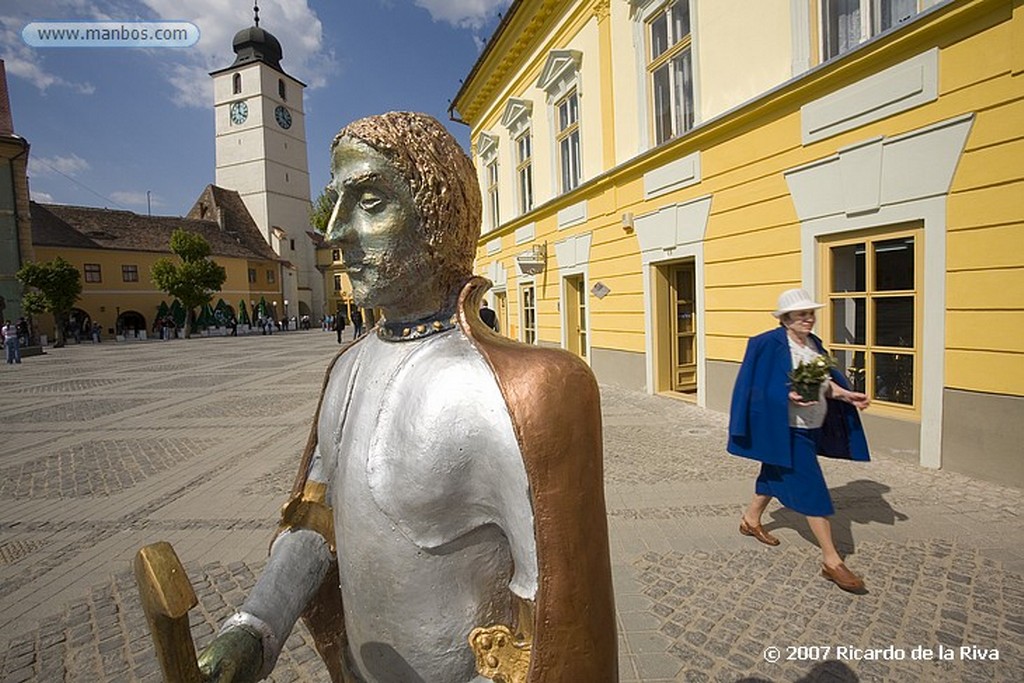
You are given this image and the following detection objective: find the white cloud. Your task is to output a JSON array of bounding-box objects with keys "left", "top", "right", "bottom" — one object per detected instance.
[
  {"left": 140, "top": 0, "right": 338, "bottom": 106},
  {"left": 110, "top": 190, "right": 163, "bottom": 208},
  {"left": 0, "top": 11, "right": 96, "bottom": 94},
  {"left": 28, "top": 153, "right": 91, "bottom": 177},
  {"left": 414, "top": 0, "right": 511, "bottom": 31},
  {"left": 2, "top": 1, "right": 335, "bottom": 108},
  {"left": 31, "top": 190, "right": 55, "bottom": 203}
]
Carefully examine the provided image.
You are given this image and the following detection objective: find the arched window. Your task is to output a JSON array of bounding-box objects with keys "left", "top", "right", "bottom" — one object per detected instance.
[
  {"left": 278, "top": 78, "right": 286, "bottom": 100},
  {"left": 233, "top": 73, "right": 241, "bottom": 94}
]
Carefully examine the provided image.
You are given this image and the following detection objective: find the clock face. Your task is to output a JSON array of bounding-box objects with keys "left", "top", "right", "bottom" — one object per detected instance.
[
  {"left": 230, "top": 101, "right": 248, "bottom": 125},
  {"left": 275, "top": 105, "right": 292, "bottom": 129}
]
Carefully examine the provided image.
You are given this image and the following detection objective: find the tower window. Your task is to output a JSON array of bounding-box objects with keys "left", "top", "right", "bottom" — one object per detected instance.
[
  {"left": 278, "top": 78, "right": 286, "bottom": 100},
  {"left": 290, "top": 238, "right": 295, "bottom": 250},
  {"left": 233, "top": 73, "right": 241, "bottom": 94}
]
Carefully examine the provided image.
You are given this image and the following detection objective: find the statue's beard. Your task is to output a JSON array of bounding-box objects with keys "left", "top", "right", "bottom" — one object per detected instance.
[{"left": 348, "top": 253, "right": 438, "bottom": 314}]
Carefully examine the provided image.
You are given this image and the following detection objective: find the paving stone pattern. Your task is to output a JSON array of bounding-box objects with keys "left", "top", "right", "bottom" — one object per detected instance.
[{"left": 1, "top": 332, "right": 1021, "bottom": 681}]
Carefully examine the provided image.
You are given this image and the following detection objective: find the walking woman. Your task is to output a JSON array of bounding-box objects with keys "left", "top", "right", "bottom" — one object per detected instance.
[{"left": 727, "top": 289, "right": 871, "bottom": 593}]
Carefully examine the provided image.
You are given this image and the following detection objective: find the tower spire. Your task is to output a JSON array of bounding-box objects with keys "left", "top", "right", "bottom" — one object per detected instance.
[{"left": 253, "top": 1, "right": 260, "bottom": 27}]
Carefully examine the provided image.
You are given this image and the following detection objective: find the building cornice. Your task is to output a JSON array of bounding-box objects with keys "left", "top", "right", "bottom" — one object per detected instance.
[
  {"left": 451, "top": 0, "right": 568, "bottom": 123},
  {"left": 476, "top": 0, "right": 995, "bottom": 246}
]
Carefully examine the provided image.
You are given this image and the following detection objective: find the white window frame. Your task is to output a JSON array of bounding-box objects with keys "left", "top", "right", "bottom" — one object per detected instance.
[
  {"left": 477, "top": 132, "right": 500, "bottom": 233},
  {"left": 486, "top": 158, "right": 500, "bottom": 230},
  {"left": 501, "top": 98, "right": 535, "bottom": 216},
  {"left": 820, "top": 0, "right": 924, "bottom": 61},
  {"left": 630, "top": 0, "right": 699, "bottom": 152},
  {"left": 537, "top": 50, "right": 583, "bottom": 196},
  {"left": 644, "top": 0, "right": 695, "bottom": 147},
  {"left": 555, "top": 90, "right": 582, "bottom": 193}
]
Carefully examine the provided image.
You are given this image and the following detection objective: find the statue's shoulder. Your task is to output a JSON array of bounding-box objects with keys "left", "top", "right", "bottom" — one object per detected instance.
[{"left": 455, "top": 276, "right": 599, "bottom": 401}]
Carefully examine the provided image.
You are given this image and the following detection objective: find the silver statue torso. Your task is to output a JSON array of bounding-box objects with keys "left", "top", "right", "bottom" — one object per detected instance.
[{"left": 312, "top": 328, "right": 537, "bottom": 683}]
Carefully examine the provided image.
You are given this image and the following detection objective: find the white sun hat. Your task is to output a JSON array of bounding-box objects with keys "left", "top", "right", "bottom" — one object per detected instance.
[{"left": 772, "top": 288, "right": 824, "bottom": 318}]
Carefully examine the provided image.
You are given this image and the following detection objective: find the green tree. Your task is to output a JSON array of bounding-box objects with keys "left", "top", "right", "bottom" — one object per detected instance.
[
  {"left": 151, "top": 230, "right": 227, "bottom": 339},
  {"left": 16, "top": 256, "right": 83, "bottom": 348},
  {"left": 309, "top": 187, "right": 337, "bottom": 234}
]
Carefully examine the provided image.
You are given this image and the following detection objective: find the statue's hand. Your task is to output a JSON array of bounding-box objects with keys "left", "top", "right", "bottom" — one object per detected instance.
[{"left": 198, "top": 627, "right": 263, "bottom": 683}]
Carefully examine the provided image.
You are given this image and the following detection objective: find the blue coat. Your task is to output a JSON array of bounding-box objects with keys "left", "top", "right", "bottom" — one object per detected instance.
[{"left": 727, "top": 326, "right": 870, "bottom": 467}]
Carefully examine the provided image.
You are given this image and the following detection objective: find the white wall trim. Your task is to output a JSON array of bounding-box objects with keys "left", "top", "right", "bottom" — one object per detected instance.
[
  {"left": 537, "top": 50, "right": 583, "bottom": 102},
  {"left": 557, "top": 200, "right": 589, "bottom": 230},
  {"left": 553, "top": 232, "right": 593, "bottom": 358},
  {"left": 801, "top": 48, "right": 939, "bottom": 144},
  {"left": 514, "top": 222, "right": 536, "bottom": 244},
  {"left": 643, "top": 151, "right": 702, "bottom": 199},
  {"left": 477, "top": 131, "right": 499, "bottom": 159},
  {"left": 501, "top": 98, "right": 534, "bottom": 137},
  {"left": 486, "top": 237, "right": 502, "bottom": 255},
  {"left": 635, "top": 194, "right": 712, "bottom": 406},
  {"left": 785, "top": 114, "right": 974, "bottom": 469},
  {"left": 790, "top": 0, "right": 812, "bottom": 76}
]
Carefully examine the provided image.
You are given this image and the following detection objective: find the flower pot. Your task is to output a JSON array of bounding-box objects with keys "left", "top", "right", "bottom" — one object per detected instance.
[{"left": 793, "top": 382, "right": 821, "bottom": 402}]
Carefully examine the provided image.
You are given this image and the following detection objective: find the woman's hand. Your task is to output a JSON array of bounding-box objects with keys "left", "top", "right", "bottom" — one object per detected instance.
[
  {"left": 787, "top": 391, "right": 819, "bottom": 407},
  {"left": 829, "top": 383, "right": 871, "bottom": 410}
]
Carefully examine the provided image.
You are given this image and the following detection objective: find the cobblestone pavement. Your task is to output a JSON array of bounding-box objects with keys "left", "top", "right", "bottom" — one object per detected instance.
[{"left": 1, "top": 332, "right": 1022, "bottom": 682}]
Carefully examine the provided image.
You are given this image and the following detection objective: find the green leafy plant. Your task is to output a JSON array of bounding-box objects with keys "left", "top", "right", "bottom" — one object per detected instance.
[
  {"left": 789, "top": 354, "right": 837, "bottom": 401},
  {"left": 16, "top": 256, "right": 83, "bottom": 348},
  {"left": 151, "top": 230, "right": 227, "bottom": 339}
]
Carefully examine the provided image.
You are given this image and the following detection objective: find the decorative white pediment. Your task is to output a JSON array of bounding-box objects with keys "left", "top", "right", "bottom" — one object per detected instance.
[
  {"left": 554, "top": 232, "right": 592, "bottom": 274},
  {"left": 536, "top": 50, "right": 582, "bottom": 99},
  {"left": 476, "top": 132, "right": 499, "bottom": 160},
  {"left": 500, "top": 98, "right": 534, "bottom": 136}
]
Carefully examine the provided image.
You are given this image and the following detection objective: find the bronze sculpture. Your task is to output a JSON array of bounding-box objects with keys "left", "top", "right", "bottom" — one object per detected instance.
[{"left": 137, "top": 112, "right": 616, "bottom": 683}]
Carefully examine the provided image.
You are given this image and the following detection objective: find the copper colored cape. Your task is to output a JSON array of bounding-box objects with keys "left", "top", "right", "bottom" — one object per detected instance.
[{"left": 285, "top": 277, "right": 617, "bottom": 682}]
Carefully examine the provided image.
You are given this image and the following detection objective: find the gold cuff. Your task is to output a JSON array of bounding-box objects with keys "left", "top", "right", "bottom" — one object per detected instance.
[{"left": 274, "top": 482, "right": 335, "bottom": 554}]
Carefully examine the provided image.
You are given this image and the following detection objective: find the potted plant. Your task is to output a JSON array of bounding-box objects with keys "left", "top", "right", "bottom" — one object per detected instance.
[{"left": 789, "top": 354, "right": 837, "bottom": 402}]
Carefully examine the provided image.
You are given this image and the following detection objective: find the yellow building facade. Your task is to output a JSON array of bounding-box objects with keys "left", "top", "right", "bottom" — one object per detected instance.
[
  {"left": 453, "top": 0, "right": 1024, "bottom": 485},
  {"left": 30, "top": 195, "right": 284, "bottom": 339}
]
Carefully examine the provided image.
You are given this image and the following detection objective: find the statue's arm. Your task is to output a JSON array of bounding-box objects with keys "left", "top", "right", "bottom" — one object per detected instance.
[
  {"left": 468, "top": 437, "right": 538, "bottom": 683},
  {"left": 199, "top": 450, "right": 336, "bottom": 682}
]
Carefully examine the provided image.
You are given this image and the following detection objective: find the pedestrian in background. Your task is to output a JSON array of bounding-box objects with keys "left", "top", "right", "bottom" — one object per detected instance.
[
  {"left": 479, "top": 299, "right": 499, "bottom": 332},
  {"left": 727, "top": 288, "right": 871, "bottom": 593},
  {"left": 334, "top": 310, "right": 347, "bottom": 344},
  {"left": 350, "top": 308, "right": 363, "bottom": 339},
  {"left": 2, "top": 319, "right": 21, "bottom": 364}
]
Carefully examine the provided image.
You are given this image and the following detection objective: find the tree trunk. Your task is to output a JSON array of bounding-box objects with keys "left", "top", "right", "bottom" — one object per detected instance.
[{"left": 53, "top": 311, "right": 66, "bottom": 348}]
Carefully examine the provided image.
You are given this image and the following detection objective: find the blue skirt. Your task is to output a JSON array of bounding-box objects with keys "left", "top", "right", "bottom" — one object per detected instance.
[{"left": 755, "top": 428, "right": 834, "bottom": 517}]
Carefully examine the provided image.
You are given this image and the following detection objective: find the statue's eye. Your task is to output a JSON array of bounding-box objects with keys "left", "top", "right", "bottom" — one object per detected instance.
[{"left": 358, "top": 192, "right": 384, "bottom": 213}]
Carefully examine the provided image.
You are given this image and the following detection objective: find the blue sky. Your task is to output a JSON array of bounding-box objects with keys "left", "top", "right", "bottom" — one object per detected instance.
[{"left": 2, "top": 0, "right": 511, "bottom": 216}]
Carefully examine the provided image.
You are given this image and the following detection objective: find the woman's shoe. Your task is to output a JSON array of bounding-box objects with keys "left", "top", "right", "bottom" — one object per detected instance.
[
  {"left": 821, "top": 562, "right": 867, "bottom": 594},
  {"left": 739, "top": 518, "right": 780, "bottom": 546}
]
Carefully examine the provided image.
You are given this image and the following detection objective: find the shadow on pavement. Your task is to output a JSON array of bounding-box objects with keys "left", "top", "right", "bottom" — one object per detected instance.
[{"left": 763, "top": 479, "right": 908, "bottom": 555}]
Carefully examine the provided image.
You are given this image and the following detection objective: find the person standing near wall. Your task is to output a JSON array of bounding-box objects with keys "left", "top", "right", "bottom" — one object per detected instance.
[{"left": 2, "top": 319, "right": 21, "bottom": 364}]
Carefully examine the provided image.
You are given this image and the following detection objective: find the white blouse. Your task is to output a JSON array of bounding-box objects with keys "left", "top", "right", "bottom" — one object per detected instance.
[{"left": 787, "top": 336, "right": 828, "bottom": 430}]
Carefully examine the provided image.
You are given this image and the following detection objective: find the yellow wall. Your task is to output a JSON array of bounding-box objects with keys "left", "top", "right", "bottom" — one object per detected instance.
[
  {"left": 32, "top": 245, "right": 281, "bottom": 337},
  {"left": 470, "top": 0, "right": 1023, "bottom": 398}
]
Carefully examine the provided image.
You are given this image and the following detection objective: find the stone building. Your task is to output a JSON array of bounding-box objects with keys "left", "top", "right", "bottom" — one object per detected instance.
[{"left": 453, "top": 0, "right": 1024, "bottom": 486}]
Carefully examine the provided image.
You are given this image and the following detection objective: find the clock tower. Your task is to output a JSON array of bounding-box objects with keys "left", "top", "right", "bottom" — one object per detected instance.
[{"left": 210, "top": 8, "right": 323, "bottom": 321}]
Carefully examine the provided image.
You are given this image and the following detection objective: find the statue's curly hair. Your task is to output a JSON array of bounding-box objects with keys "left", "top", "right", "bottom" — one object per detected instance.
[{"left": 332, "top": 112, "right": 482, "bottom": 294}]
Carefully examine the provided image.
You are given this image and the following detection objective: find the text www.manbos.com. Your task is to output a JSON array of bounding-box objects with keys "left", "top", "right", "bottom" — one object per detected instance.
[{"left": 22, "top": 21, "right": 200, "bottom": 48}]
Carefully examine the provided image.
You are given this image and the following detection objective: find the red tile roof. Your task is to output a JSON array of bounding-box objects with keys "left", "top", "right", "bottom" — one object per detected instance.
[{"left": 31, "top": 185, "right": 281, "bottom": 262}]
